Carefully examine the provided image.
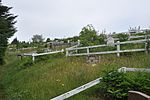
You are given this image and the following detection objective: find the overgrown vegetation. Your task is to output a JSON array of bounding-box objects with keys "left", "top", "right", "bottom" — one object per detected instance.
[
  {"left": 115, "top": 33, "right": 129, "bottom": 42},
  {"left": 0, "top": 8, "right": 150, "bottom": 99},
  {"left": 79, "top": 24, "right": 106, "bottom": 46},
  {"left": 0, "top": 52, "right": 150, "bottom": 100},
  {"left": 99, "top": 70, "right": 150, "bottom": 100}
]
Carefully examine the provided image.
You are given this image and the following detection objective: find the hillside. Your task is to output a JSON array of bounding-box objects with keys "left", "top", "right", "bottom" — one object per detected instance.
[{"left": 0, "top": 51, "right": 150, "bottom": 100}]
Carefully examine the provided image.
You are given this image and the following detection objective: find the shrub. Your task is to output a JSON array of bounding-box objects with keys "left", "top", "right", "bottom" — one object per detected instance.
[
  {"left": 15, "top": 58, "right": 33, "bottom": 71},
  {"left": 99, "top": 70, "right": 150, "bottom": 100},
  {"left": 99, "top": 70, "right": 130, "bottom": 100},
  {"left": 79, "top": 24, "right": 105, "bottom": 46},
  {"left": 116, "top": 33, "right": 129, "bottom": 42}
]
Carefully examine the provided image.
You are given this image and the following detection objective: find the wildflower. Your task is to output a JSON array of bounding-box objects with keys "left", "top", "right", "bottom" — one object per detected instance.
[
  {"left": 56, "top": 79, "right": 61, "bottom": 82},
  {"left": 62, "top": 84, "right": 65, "bottom": 86},
  {"left": 92, "top": 64, "right": 96, "bottom": 67}
]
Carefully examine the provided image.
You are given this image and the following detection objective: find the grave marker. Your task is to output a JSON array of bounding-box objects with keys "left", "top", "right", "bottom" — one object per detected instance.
[
  {"left": 86, "top": 55, "right": 100, "bottom": 63},
  {"left": 107, "top": 36, "right": 115, "bottom": 46}
]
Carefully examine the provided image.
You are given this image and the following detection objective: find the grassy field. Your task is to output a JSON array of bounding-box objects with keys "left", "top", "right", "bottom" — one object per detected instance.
[{"left": 0, "top": 51, "right": 150, "bottom": 100}]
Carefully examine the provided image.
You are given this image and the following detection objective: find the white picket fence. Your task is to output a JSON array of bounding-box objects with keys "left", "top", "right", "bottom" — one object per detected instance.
[
  {"left": 51, "top": 67, "right": 150, "bottom": 100},
  {"left": 23, "top": 49, "right": 64, "bottom": 62},
  {"left": 66, "top": 39, "right": 150, "bottom": 57}
]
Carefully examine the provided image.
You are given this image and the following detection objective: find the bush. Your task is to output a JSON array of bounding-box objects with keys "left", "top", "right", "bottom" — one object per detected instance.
[
  {"left": 15, "top": 58, "right": 33, "bottom": 71},
  {"left": 99, "top": 70, "right": 150, "bottom": 100},
  {"left": 116, "top": 33, "right": 129, "bottom": 42},
  {"left": 79, "top": 24, "right": 105, "bottom": 46},
  {"left": 99, "top": 70, "right": 130, "bottom": 100}
]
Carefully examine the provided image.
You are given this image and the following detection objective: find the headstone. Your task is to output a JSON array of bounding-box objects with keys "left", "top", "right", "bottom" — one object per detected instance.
[
  {"left": 86, "top": 55, "right": 100, "bottom": 64},
  {"left": 107, "top": 36, "right": 115, "bottom": 46},
  {"left": 49, "top": 42, "right": 53, "bottom": 49},
  {"left": 128, "top": 91, "right": 150, "bottom": 100}
]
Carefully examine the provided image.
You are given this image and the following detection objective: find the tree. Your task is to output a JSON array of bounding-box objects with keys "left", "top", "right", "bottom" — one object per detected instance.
[
  {"left": 98, "top": 33, "right": 106, "bottom": 44},
  {"left": 11, "top": 37, "right": 19, "bottom": 49},
  {"left": 0, "top": 3, "right": 17, "bottom": 64},
  {"left": 11, "top": 37, "right": 19, "bottom": 45},
  {"left": 116, "top": 33, "right": 129, "bottom": 42},
  {"left": 72, "top": 36, "right": 79, "bottom": 42},
  {"left": 46, "top": 38, "right": 51, "bottom": 42},
  {"left": 31, "top": 34, "right": 44, "bottom": 43},
  {"left": 79, "top": 24, "right": 100, "bottom": 46}
]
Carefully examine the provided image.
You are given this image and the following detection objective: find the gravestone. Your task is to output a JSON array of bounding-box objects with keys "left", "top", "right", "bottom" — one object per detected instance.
[
  {"left": 128, "top": 91, "right": 150, "bottom": 100},
  {"left": 107, "top": 36, "right": 115, "bottom": 46},
  {"left": 86, "top": 55, "right": 100, "bottom": 63}
]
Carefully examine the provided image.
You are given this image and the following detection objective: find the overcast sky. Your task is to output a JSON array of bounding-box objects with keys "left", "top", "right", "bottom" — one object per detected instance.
[{"left": 3, "top": 0, "right": 150, "bottom": 42}]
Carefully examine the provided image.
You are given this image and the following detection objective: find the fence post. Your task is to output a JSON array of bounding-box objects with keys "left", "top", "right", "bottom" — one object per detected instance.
[
  {"left": 145, "top": 41, "right": 148, "bottom": 54},
  {"left": 66, "top": 49, "right": 69, "bottom": 56},
  {"left": 32, "top": 53, "right": 35, "bottom": 62},
  {"left": 145, "top": 35, "right": 148, "bottom": 54},
  {"left": 75, "top": 49, "right": 78, "bottom": 54},
  {"left": 87, "top": 47, "right": 89, "bottom": 55},
  {"left": 77, "top": 40, "right": 80, "bottom": 46},
  {"left": 61, "top": 49, "right": 64, "bottom": 52},
  {"left": 117, "top": 41, "right": 120, "bottom": 57},
  {"left": 75, "top": 45, "right": 78, "bottom": 53}
]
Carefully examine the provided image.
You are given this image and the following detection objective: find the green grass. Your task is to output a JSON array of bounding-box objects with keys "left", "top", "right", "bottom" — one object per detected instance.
[{"left": 0, "top": 52, "right": 150, "bottom": 100}]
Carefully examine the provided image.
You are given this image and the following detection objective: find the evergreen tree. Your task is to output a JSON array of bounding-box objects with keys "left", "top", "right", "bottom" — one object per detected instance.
[
  {"left": 32, "top": 34, "right": 44, "bottom": 43},
  {"left": 0, "top": 3, "right": 17, "bottom": 64},
  {"left": 46, "top": 38, "right": 51, "bottom": 42},
  {"left": 11, "top": 37, "right": 19, "bottom": 49},
  {"left": 11, "top": 37, "right": 19, "bottom": 45}
]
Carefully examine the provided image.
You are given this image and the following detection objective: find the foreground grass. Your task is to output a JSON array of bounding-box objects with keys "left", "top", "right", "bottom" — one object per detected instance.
[{"left": 0, "top": 52, "right": 150, "bottom": 100}]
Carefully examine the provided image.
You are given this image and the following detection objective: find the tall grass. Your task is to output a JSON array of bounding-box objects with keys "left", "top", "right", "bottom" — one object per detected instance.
[{"left": 0, "top": 52, "right": 150, "bottom": 100}]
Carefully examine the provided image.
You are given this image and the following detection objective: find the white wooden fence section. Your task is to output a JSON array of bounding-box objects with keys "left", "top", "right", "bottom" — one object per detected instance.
[
  {"left": 51, "top": 67, "right": 150, "bottom": 100},
  {"left": 23, "top": 49, "right": 64, "bottom": 62},
  {"left": 51, "top": 78, "right": 102, "bottom": 100},
  {"left": 118, "top": 67, "right": 150, "bottom": 73},
  {"left": 66, "top": 39, "right": 150, "bottom": 57}
]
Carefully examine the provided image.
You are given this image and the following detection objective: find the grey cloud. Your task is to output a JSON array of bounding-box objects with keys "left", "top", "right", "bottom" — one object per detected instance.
[{"left": 3, "top": 0, "right": 150, "bottom": 41}]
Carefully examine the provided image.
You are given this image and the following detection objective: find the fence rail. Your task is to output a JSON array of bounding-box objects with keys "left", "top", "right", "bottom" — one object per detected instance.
[
  {"left": 51, "top": 67, "right": 150, "bottom": 100},
  {"left": 51, "top": 78, "right": 102, "bottom": 100},
  {"left": 22, "top": 49, "right": 64, "bottom": 62},
  {"left": 66, "top": 39, "right": 150, "bottom": 57},
  {"left": 68, "top": 48, "right": 147, "bottom": 56}
]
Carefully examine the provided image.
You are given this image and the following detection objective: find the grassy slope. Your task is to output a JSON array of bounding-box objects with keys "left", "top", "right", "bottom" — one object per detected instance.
[
  {"left": 0, "top": 52, "right": 150, "bottom": 100},
  {"left": 0, "top": 62, "right": 5, "bottom": 100}
]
